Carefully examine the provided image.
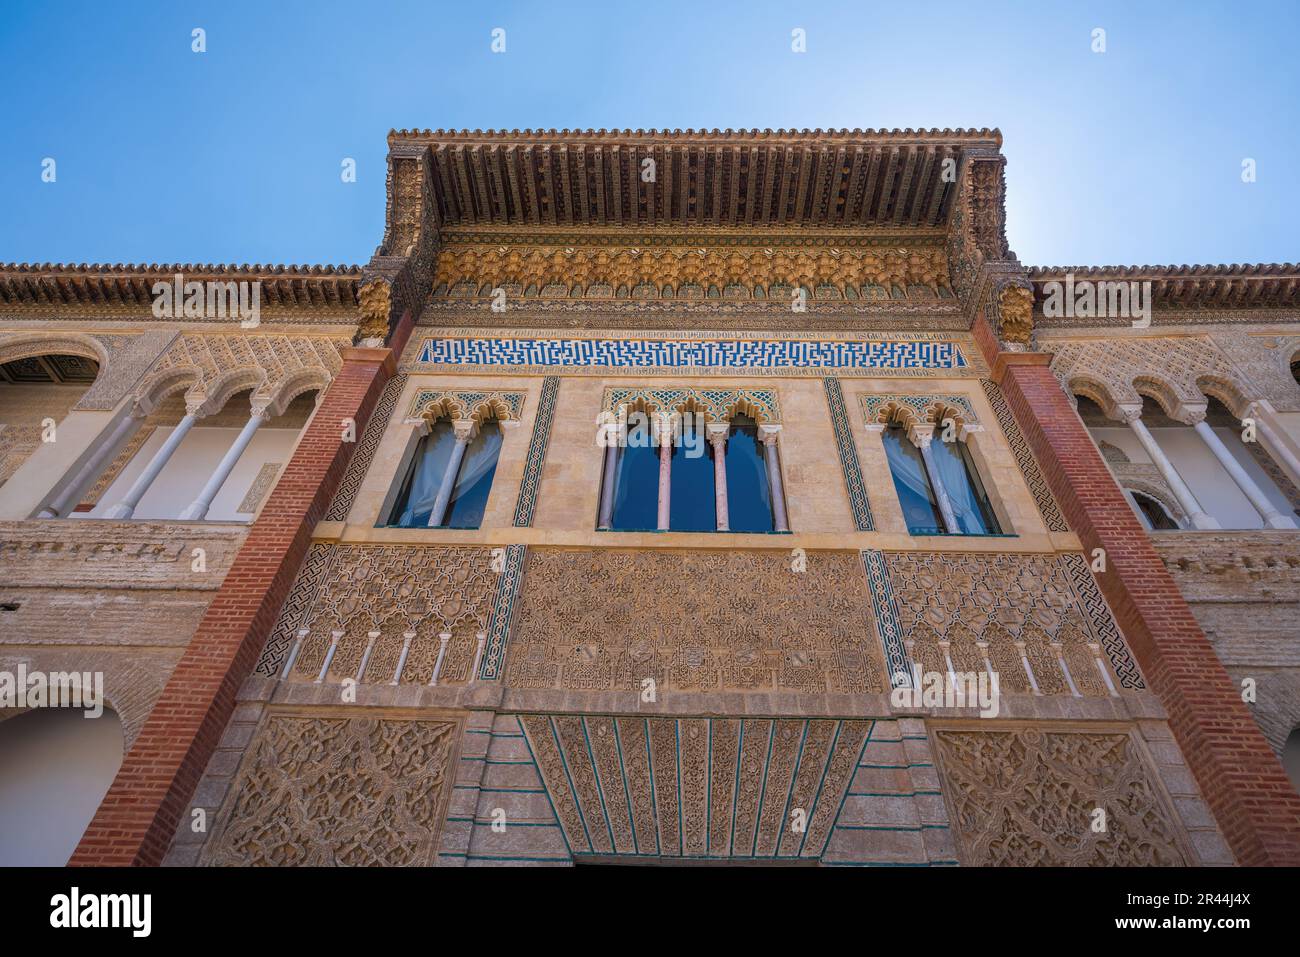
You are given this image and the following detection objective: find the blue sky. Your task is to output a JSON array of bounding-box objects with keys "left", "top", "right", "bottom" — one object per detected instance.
[{"left": 2, "top": 0, "right": 1296, "bottom": 269}]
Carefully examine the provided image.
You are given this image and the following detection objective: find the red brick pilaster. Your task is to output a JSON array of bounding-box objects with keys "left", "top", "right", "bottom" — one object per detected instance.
[
  {"left": 986, "top": 338, "right": 1300, "bottom": 865},
  {"left": 70, "top": 344, "right": 397, "bottom": 866}
]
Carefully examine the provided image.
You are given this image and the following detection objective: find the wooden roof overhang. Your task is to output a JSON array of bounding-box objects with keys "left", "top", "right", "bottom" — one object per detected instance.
[{"left": 388, "top": 127, "right": 1004, "bottom": 231}]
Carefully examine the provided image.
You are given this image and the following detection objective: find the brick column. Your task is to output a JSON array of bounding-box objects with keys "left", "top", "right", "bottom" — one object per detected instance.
[
  {"left": 70, "top": 344, "right": 398, "bottom": 866},
  {"left": 988, "top": 343, "right": 1300, "bottom": 865}
]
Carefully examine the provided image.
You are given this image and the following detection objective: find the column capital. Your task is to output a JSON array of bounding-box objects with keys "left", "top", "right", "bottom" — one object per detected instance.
[
  {"left": 908, "top": 423, "right": 936, "bottom": 448},
  {"left": 452, "top": 418, "right": 478, "bottom": 442},
  {"left": 758, "top": 423, "right": 782, "bottom": 444},
  {"left": 403, "top": 416, "right": 431, "bottom": 437},
  {"left": 1243, "top": 398, "right": 1276, "bottom": 420},
  {"left": 1172, "top": 403, "right": 1207, "bottom": 426},
  {"left": 1115, "top": 404, "right": 1143, "bottom": 425}
]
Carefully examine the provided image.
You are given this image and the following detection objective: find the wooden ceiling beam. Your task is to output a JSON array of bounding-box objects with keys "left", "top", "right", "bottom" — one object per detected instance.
[
  {"left": 593, "top": 147, "right": 607, "bottom": 225},
  {"left": 610, "top": 146, "right": 623, "bottom": 226}
]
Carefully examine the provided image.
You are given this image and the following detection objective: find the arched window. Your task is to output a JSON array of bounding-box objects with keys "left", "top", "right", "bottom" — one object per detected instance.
[
  {"left": 0, "top": 707, "right": 124, "bottom": 865},
  {"left": 387, "top": 417, "right": 502, "bottom": 529},
  {"left": 595, "top": 404, "right": 789, "bottom": 533},
  {"left": 725, "top": 414, "right": 775, "bottom": 532},
  {"left": 609, "top": 421, "right": 659, "bottom": 532},
  {"left": 669, "top": 415, "right": 715, "bottom": 532},
  {"left": 1129, "top": 490, "right": 1179, "bottom": 530},
  {"left": 0, "top": 352, "right": 100, "bottom": 491},
  {"left": 881, "top": 421, "right": 1002, "bottom": 535},
  {"left": 927, "top": 434, "right": 1001, "bottom": 534},
  {"left": 882, "top": 423, "right": 945, "bottom": 534}
]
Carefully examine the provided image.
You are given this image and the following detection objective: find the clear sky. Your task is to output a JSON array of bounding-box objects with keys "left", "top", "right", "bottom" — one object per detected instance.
[{"left": 2, "top": 0, "right": 1296, "bottom": 269}]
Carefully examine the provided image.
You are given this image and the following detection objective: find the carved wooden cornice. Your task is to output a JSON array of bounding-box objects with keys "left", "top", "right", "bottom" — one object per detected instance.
[
  {"left": 432, "top": 241, "right": 951, "bottom": 300},
  {"left": 1030, "top": 263, "right": 1300, "bottom": 314},
  {"left": 0, "top": 262, "right": 361, "bottom": 310},
  {"left": 385, "top": 128, "right": 1001, "bottom": 230}
]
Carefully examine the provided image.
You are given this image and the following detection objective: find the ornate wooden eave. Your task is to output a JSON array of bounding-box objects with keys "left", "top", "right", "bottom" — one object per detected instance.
[
  {"left": 1029, "top": 263, "right": 1300, "bottom": 313},
  {"left": 0, "top": 262, "right": 363, "bottom": 309},
  {"left": 387, "top": 127, "right": 1003, "bottom": 230}
]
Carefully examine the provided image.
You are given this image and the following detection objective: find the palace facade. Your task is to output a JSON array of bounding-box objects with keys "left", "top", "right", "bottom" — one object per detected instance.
[{"left": 1, "top": 128, "right": 1298, "bottom": 866}]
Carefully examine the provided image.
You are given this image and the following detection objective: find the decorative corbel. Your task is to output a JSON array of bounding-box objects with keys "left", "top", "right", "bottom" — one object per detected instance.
[
  {"left": 996, "top": 282, "right": 1035, "bottom": 348},
  {"left": 356, "top": 278, "right": 392, "bottom": 346}
]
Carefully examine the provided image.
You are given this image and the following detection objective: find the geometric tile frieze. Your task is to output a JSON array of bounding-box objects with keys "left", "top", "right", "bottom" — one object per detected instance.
[{"left": 418, "top": 336, "right": 969, "bottom": 371}]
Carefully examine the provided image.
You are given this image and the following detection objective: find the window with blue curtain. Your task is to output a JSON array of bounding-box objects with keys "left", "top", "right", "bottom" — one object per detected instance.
[
  {"left": 724, "top": 414, "right": 775, "bottom": 532},
  {"left": 670, "top": 417, "right": 715, "bottom": 531},
  {"left": 928, "top": 436, "right": 1001, "bottom": 534},
  {"left": 609, "top": 440, "right": 660, "bottom": 531},
  {"left": 882, "top": 423, "right": 945, "bottom": 534},
  {"left": 387, "top": 418, "right": 502, "bottom": 529},
  {"left": 388, "top": 418, "right": 455, "bottom": 527}
]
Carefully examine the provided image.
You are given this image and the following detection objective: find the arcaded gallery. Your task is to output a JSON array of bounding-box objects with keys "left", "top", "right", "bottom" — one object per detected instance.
[{"left": 1, "top": 129, "right": 1298, "bottom": 867}]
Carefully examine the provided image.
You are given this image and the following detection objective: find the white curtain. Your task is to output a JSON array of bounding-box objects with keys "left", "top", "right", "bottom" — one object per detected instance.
[
  {"left": 445, "top": 422, "right": 503, "bottom": 524},
  {"left": 929, "top": 439, "right": 989, "bottom": 534},
  {"left": 396, "top": 422, "right": 454, "bottom": 526},
  {"left": 883, "top": 427, "right": 939, "bottom": 529}
]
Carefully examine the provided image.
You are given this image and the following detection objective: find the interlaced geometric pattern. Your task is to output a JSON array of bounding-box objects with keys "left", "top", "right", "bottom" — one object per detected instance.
[
  {"left": 603, "top": 386, "right": 781, "bottom": 423},
  {"left": 880, "top": 550, "right": 1144, "bottom": 693},
  {"left": 202, "top": 712, "right": 460, "bottom": 867},
  {"left": 931, "top": 727, "right": 1187, "bottom": 866},
  {"left": 418, "top": 336, "right": 968, "bottom": 370},
  {"left": 979, "top": 379, "right": 1068, "bottom": 532},
  {"left": 505, "top": 548, "right": 887, "bottom": 694},
  {"left": 513, "top": 377, "right": 558, "bottom": 527},
  {"left": 824, "top": 377, "right": 874, "bottom": 530}
]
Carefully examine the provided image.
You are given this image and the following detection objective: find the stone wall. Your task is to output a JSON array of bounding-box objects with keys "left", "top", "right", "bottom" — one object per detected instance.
[
  {"left": 0, "top": 520, "right": 246, "bottom": 743},
  {"left": 1153, "top": 531, "right": 1300, "bottom": 753}
]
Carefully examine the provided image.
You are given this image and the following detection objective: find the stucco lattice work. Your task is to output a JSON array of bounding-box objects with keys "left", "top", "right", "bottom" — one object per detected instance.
[
  {"left": 878, "top": 550, "right": 1144, "bottom": 691},
  {"left": 201, "top": 711, "right": 460, "bottom": 866},
  {"left": 505, "top": 548, "right": 887, "bottom": 694},
  {"left": 931, "top": 726, "right": 1188, "bottom": 866}
]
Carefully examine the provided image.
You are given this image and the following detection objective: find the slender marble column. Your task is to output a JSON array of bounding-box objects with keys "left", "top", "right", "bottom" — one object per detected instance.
[
  {"left": 597, "top": 414, "right": 620, "bottom": 530},
  {"left": 708, "top": 425, "right": 729, "bottom": 532},
  {"left": 279, "top": 628, "right": 309, "bottom": 682},
  {"left": 1192, "top": 419, "right": 1296, "bottom": 528},
  {"left": 104, "top": 412, "right": 200, "bottom": 519},
  {"left": 429, "top": 632, "right": 452, "bottom": 686},
  {"left": 759, "top": 425, "right": 789, "bottom": 532},
  {"left": 1246, "top": 402, "right": 1300, "bottom": 488},
  {"left": 355, "top": 631, "right": 380, "bottom": 683},
  {"left": 390, "top": 631, "right": 415, "bottom": 684},
  {"left": 912, "top": 427, "right": 959, "bottom": 534},
  {"left": 427, "top": 419, "right": 474, "bottom": 528},
  {"left": 178, "top": 411, "right": 267, "bottom": 521},
  {"left": 39, "top": 409, "right": 144, "bottom": 518},
  {"left": 470, "top": 632, "right": 487, "bottom": 683},
  {"left": 656, "top": 417, "right": 672, "bottom": 531},
  {"left": 316, "top": 631, "right": 342, "bottom": 683},
  {"left": 1121, "top": 410, "right": 1220, "bottom": 529},
  {"left": 1088, "top": 643, "right": 1119, "bottom": 698}
]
